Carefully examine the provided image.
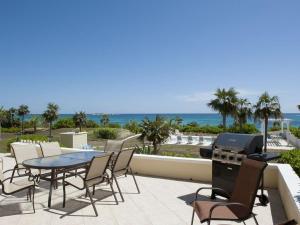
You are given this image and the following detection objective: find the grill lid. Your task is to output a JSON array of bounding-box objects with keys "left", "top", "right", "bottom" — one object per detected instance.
[{"left": 213, "top": 133, "right": 263, "bottom": 154}]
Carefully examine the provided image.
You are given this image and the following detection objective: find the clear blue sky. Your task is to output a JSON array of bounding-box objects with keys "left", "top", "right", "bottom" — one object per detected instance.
[{"left": 0, "top": 1, "right": 299, "bottom": 113}]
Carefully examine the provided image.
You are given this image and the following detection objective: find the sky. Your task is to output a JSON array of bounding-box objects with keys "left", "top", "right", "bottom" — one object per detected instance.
[{"left": 0, "top": 0, "right": 300, "bottom": 114}]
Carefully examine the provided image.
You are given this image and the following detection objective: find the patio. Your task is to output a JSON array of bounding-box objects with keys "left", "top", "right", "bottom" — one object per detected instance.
[{"left": 0, "top": 154, "right": 287, "bottom": 225}]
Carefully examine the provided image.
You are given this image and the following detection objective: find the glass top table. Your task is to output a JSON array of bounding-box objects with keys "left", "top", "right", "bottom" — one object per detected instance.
[{"left": 22, "top": 151, "right": 105, "bottom": 208}]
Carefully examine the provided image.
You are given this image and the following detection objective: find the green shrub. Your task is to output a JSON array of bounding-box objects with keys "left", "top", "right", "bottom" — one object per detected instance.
[
  {"left": 1, "top": 127, "right": 21, "bottom": 133},
  {"left": 6, "top": 134, "right": 49, "bottom": 152},
  {"left": 93, "top": 128, "right": 118, "bottom": 139},
  {"left": 290, "top": 127, "right": 300, "bottom": 139},
  {"left": 279, "top": 150, "right": 300, "bottom": 176},
  {"left": 53, "top": 118, "right": 75, "bottom": 129},
  {"left": 85, "top": 119, "right": 99, "bottom": 128},
  {"left": 227, "top": 124, "right": 259, "bottom": 134},
  {"left": 159, "top": 151, "right": 195, "bottom": 158},
  {"left": 123, "top": 120, "right": 141, "bottom": 134},
  {"left": 107, "top": 123, "right": 121, "bottom": 128}
]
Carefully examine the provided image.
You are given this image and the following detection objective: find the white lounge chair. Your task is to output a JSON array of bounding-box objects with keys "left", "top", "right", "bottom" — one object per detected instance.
[{"left": 40, "top": 142, "right": 62, "bottom": 157}]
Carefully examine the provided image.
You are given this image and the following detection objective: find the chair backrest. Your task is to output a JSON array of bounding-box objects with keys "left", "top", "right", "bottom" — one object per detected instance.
[
  {"left": 40, "top": 142, "right": 62, "bottom": 157},
  {"left": 229, "top": 158, "right": 267, "bottom": 217},
  {"left": 112, "top": 149, "right": 135, "bottom": 173},
  {"left": 104, "top": 140, "right": 124, "bottom": 153},
  {"left": 0, "top": 158, "right": 4, "bottom": 182},
  {"left": 85, "top": 154, "right": 112, "bottom": 181},
  {"left": 11, "top": 143, "right": 39, "bottom": 166}
]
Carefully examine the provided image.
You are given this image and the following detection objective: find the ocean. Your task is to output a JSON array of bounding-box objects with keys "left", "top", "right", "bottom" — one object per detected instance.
[{"left": 26, "top": 113, "right": 300, "bottom": 128}]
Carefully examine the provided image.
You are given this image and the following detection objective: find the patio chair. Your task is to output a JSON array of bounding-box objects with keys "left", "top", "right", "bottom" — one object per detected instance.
[
  {"left": 10, "top": 143, "right": 40, "bottom": 182},
  {"left": 40, "top": 141, "right": 62, "bottom": 157},
  {"left": 188, "top": 136, "right": 194, "bottom": 144},
  {"left": 109, "top": 149, "right": 140, "bottom": 202},
  {"left": 177, "top": 136, "right": 182, "bottom": 144},
  {"left": 0, "top": 158, "right": 36, "bottom": 212},
  {"left": 104, "top": 140, "right": 124, "bottom": 153},
  {"left": 62, "top": 153, "right": 118, "bottom": 216},
  {"left": 191, "top": 158, "right": 267, "bottom": 225}
]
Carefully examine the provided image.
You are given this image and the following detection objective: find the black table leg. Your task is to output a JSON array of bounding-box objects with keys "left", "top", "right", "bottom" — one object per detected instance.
[{"left": 48, "top": 169, "right": 55, "bottom": 208}]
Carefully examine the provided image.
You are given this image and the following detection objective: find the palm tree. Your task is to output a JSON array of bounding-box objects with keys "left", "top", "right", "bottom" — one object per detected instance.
[
  {"left": 234, "top": 98, "right": 252, "bottom": 132},
  {"left": 100, "top": 114, "right": 110, "bottom": 127},
  {"left": 140, "top": 115, "right": 173, "bottom": 154},
  {"left": 73, "top": 111, "right": 87, "bottom": 132},
  {"left": 17, "top": 104, "right": 30, "bottom": 134},
  {"left": 254, "top": 92, "right": 282, "bottom": 152},
  {"left": 0, "top": 107, "right": 7, "bottom": 140},
  {"left": 207, "top": 88, "right": 238, "bottom": 128},
  {"left": 29, "top": 116, "right": 40, "bottom": 133},
  {"left": 42, "top": 103, "right": 59, "bottom": 139},
  {"left": 8, "top": 107, "right": 16, "bottom": 127}
]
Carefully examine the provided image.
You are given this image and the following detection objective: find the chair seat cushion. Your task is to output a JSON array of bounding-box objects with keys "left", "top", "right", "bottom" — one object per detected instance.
[
  {"left": 4, "top": 179, "right": 34, "bottom": 194},
  {"left": 65, "top": 176, "right": 105, "bottom": 189},
  {"left": 193, "top": 201, "right": 240, "bottom": 223}
]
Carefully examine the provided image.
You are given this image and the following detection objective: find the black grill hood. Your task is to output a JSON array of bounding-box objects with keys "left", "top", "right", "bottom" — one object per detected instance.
[{"left": 213, "top": 133, "right": 263, "bottom": 155}]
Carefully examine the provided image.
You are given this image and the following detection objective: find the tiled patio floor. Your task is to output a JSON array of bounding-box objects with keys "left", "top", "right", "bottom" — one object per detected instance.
[{"left": 0, "top": 154, "right": 287, "bottom": 225}]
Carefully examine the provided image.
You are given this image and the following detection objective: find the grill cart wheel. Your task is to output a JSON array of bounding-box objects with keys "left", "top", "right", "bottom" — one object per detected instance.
[
  {"left": 210, "top": 192, "right": 216, "bottom": 200},
  {"left": 258, "top": 194, "right": 269, "bottom": 206}
]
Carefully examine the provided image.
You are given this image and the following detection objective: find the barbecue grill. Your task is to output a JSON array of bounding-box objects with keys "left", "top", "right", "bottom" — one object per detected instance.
[{"left": 206, "top": 132, "right": 279, "bottom": 205}]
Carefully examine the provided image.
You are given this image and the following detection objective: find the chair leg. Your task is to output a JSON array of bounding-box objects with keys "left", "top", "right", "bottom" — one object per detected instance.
[
  {"left": 253, "top": 214, "right": 259, "bottom": 225},
  {"left": 63, "top": 183, "right": 66, "bottom": 208},
  {"left": 86, "top": 187, "right": 98, "bottom": 216},
  {"left": 32, "top": 186, "right": 35, "bottom": 213},
  {"left": 10, "top": 166, "right": 17, "bottom": 183},
  {"left": 110, "top": 182, "right": 118, "bottom": 205},
  {"left": 191, "top": 208, "right": 195, "bottom": 225},
  {"left": 113, "top": 175, "right": 124, "bottom": 202},
  {"left": 93, "top": 185, "right": 95, "bottom": 195},
  {"left": 130, "top": 168, "right": 140, "bottom": 193}
]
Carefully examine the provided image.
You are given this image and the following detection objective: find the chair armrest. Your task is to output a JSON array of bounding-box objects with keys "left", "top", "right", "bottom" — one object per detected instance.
[
  {"left": 194, "top": 187, "right": 229, "bottom": 201},
  {"left": 208, "top": 202, "right": 248, "bottom": 220}
]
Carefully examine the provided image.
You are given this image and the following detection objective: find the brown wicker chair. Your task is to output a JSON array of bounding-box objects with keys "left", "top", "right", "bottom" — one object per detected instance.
[
  {"left": 191, "top": 158, "right": 267, "bottom": 225},
  {"left": 109, "top": 149, "right": 140, "bottom": 202},
  {"left": 62, "top": 153, "right": 118, "bottom": 216}
]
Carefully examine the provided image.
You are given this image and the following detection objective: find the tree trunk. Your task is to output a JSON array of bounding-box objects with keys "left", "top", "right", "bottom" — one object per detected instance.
[
  {"left": 80, "top": 124, "right": 82, "bottom": 132},
  {"left": 21, "top": 116, "right": 24, "bottom": 134},
  {"left": 153, "top": 140, "right": 158, "bottom": 154},
  {"left": 49, "top": 122, "right": 52, "bottom": 140},
  {"left": 239, "top": 120, "right": 243, "bottom": 132},
  {"left": 264, "top": 117, "right": 268, "bottom": 152},
  {"left": 0, "top": 122, "right": 2, "bottom": 141},
  {"left": 222, "top": 114, "right": 226, "bottom": 129}
]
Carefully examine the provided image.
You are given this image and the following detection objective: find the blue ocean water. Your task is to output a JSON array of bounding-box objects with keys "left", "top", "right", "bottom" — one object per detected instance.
[{"left": 27, "top": 113, "right": 300, "bottom": 128}]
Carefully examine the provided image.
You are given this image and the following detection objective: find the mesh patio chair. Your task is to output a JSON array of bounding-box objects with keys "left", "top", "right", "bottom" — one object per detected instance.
[
  {"left": 39, "top": 142, "right": 62, "bottom": 157},
  {"left": 62, "top": 153, "right": 118, "bottom": 216},
  {"left": 104, "top": 140, "right": 124, "bottom": 153},
  {"left": 191, "top": 158, "right": 267, "bottom": 225},
  {"left": 0, "top": 158, "right": 36, "bottom": 212},
  {"left": 109, "top": 149, "right": 140, "bottom": 202},
  {"left": 10, "top": 143, "right": 40, "bottom": 182}
]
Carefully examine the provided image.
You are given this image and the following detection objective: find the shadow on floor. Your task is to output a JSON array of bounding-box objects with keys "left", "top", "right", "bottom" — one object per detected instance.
[{"left": 46, "top": 189, "right": 118, "bottom": 218}]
